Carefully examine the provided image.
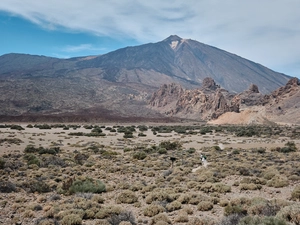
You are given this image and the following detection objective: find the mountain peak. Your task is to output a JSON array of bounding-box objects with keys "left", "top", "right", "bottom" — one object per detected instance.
[{"left": 164, "top": 35, "right": 182, "bottom": 42}]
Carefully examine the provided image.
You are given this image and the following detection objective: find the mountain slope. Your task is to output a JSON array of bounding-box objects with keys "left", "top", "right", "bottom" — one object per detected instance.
[
  {"left": 78, "top": 35, "right": 290, "bottom": 93},
  {"left": 0, "top": 35, "right": 293, "bottom": 121}
]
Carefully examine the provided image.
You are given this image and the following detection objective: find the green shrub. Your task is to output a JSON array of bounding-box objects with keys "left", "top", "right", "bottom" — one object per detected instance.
[
  {"left": 123, "top": 132, "right": 134, "bottom": 138},
  {"left": 158, "top": 148, "right": 167, "bottom": 154},
  {"left": 159, "top": 141, "right": 181, "bottom": 150},
  {"left": 69, "top": 178, "right": 106, "bottom": 194},
  {"left": 224, "top": 204, "right": 247, "bottom": 216},
  {"left": 0, "top": 157, "right": 5, "bottom": 169},
  {"left": 10, "top": 124, "right": 24, "bottom": 130},
  {"left": 133, "top": 151, "right": 147, "bottom": 160},
  {"left": 24, "top": 153, "right": 40, "bottom": 166},
  {"left": 138, "top": 133, "right": 147, "bottom": 137}
]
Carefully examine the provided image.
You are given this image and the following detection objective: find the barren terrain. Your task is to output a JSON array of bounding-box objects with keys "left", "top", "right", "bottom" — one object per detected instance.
[{"left": 1, "top": 123, "right": 300, "bottom": 225}]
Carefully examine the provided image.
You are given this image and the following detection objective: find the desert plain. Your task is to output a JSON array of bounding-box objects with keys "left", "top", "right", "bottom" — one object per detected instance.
[{"left": 1, "top": 123, "right": 300, "bottom": 225}]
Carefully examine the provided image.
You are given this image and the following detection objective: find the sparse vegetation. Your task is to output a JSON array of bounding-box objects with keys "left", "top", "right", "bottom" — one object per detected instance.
[{"left": 0, "top": 123, "right": 300, "bottom": 224}]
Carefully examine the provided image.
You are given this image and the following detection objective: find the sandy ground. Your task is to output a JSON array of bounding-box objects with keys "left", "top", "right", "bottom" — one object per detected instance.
[{"left": 1, "top": 124, "right": 297, "bottom": 157}]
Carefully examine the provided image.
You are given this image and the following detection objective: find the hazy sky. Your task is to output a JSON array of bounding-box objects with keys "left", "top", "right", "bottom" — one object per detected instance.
[{"left": 0, "top": 0, "right": 299, "bottom": 78}]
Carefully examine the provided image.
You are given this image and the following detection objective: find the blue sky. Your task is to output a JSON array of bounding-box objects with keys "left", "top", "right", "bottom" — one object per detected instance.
[{"left": 0, "top": 0, "right": 300, "bottom": 78}]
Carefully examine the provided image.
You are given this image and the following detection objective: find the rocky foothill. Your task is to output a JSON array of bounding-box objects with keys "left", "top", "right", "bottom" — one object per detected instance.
[{"left": 149, "top": 77, "right": 300, "bottom": 124}]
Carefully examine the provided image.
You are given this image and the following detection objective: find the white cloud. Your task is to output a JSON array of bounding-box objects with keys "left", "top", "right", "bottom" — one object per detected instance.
[
  {"left": 1, "top": 0, "right": 300, "bottom": 76},
  {"left": 62, "top": 44, "right": 105, "bottom": 53}
]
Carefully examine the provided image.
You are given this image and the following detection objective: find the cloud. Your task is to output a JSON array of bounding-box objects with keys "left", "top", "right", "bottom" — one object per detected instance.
[
  {"left": 1, "top": 0, "right": 300, "bottom": 76},
  {"left": 62, "top": 44, "right": 105, "bottom": 53}
]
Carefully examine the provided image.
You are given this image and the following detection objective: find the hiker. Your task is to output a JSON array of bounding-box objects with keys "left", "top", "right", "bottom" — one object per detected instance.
[{"left": 200, "top": 154, "right": 207, "bottom": 162}]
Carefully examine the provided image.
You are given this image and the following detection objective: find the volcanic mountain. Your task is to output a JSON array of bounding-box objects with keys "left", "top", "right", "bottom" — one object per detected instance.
[{"left": 0, "top": 35, "right": 292, "bottom": 121}]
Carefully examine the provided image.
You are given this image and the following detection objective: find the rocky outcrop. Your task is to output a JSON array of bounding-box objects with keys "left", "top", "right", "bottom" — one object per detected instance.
[
  {"left": 149, "top": 77, "right": 300, "bottom": 123},
  {"left": 148, "top": 78, "right": 238, "bottom": 120}
]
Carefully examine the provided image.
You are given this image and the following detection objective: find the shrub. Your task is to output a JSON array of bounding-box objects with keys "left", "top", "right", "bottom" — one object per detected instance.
[
  {"left": 138, "top": 133, "right": 147, "bottom": 137},
  {"left": 0, "top": 157, "right": 5, "bottom": 169},
  {"left": 197, "top": 201, "right": 213, "bottom": 211},
  {"left": 144, "top": 204, "right": 165, "bottom": 217},
  {"left": 277, "top": 204, "right": 300, "bottom": 224},
  {"left": 175, "top": 211, "right": 189, "bottom": 223},
  {"left": 133, "top": 151, "right": 147, "bottom": 160},
  {"left": 61, "top": 214, "right": 82, "bottom": 225},
  {"left": 158, "top": 148, "right": 167, "bottom": 154},
  {"left": 116, "top": 190, "right": 138, "bottom": 204},
  {"left": 291, "top": 185, "right": 300, "bottom": 200},
  {"left": 187, "top": 217, "right": 215, "bottom": 225},
  {"left": 107, "top": 211, "right": 136, "bottom": 225},
  {"left": 150, "top": 213, "right": 171, "bottom": 225},
  {"left": 224, "top": 204, "right": 247, "bottom": 216},
  {"left": 69, "top": 178, "right": 106, "bottom": 194},
  {"left": 24, "top": 153, "right": 40, "bottom": 166},
  {"left": 159, "top": 141, "right": 181, "bottom": 150},
  {"left": 166, "top": 201, "right": 181, "bottom": 212},
  {"left": 219, "top": 214, "right": 245, "bottom": 225},
  {"left": 266, "top": 176, "right": 289, "bottom": 188},
  {"left": 95, "top": 205, "right": 122, "bottom": 219},
  {"left": 238, "top": 215, "right": 287, "bottom": 225},
  {"left": 239, "top": 183, "right": 262, "bottom": 191},
  {"left": 0, "top": 181, "right": 16, "bottom": 193},
  {"left": 22, "top": 179, "right": 51, "bottom": 193},
  {"left": 10, "top": 124, "right": 24, "bottom": 130}
]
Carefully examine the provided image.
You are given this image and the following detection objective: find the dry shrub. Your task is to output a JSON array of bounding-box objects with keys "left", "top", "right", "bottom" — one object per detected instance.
[
  {"left": 187, "top": 217, "right": 216, "bottom": 225},
  {"left": 219, "top": 199, "right": 229, "bottom": 207},
  {"left": 291, "top": 185, "right": 300, "bottom": 200},
  {"left": 94, "top": 220, "right": 110, "bottom": 225},
  {"left": 188, "top": 193, "right": 210, "bottom": 205},
  {"left": 116, "top": 190, "right": 138, "bottom": 204},
  {"left": 61, "top": 214, "right": 82, "bottom": 225},
  {"left": 144, "top": 204, "right": 165, "bottom": 217},
  {"left": 166, "top": 200, "right": 181, "bottom": 212},
  {"left": 150, "top": 213, "right": 171, "bottom": 225},
  {"left": 266, "top": 175, "right": 289, "bottom": 188},
  {"left": 240, "top": 177, "right": 266, "bottom": 185},
  {"left": 145, "top": 190, "right": 173, "bottom": 204},
  {"left": 197, "top": 201, "right": 213, "bottom": 211},
  {"left": 183, "top": 206, "right": 194, "bottom": 215},
  {"left": 213, "top": 183, "right": 231, "bottom": 193},
  {"left": 35, "top": 217, "right": 60, "bottom": 225},
  {"left": 57, "top": 209, "right": 85, "bottom": 220},
  {"left": 238, "top": 215, "right": 287, "bottom": 225},
  {"left": 107, "top": 211, "right": 136, "bottom": 225},
  {"left": 95, "top": 205, "right": 122, "bottom": 219},
  {"left": 175, "top": 211, "right": 189, "bottom": 223},
  {"left": 177, "top": 194, "right": 191, "bottom": 204},
  {"left": 92, "top": 194, "right": 105, "bottom": 203},
  {"left": 247, "top": 198, "right": 280, "bottom": 216},
  {"left": 277, "top": 203, "right": 300, "bottom": 224},
  {"left": 239, "top": 183, "right": 262, "bottom": 191}
]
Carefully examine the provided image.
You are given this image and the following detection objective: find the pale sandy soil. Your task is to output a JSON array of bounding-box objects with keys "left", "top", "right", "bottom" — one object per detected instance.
[{"left": 1, "top": 124, "right": 297, "bottom": 156}]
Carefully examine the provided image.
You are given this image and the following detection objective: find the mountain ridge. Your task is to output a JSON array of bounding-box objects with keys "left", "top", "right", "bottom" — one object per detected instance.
[{"left": 0, "top": 35, "right": 294, "bottom": 122}]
